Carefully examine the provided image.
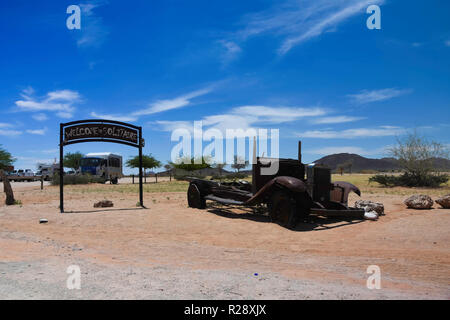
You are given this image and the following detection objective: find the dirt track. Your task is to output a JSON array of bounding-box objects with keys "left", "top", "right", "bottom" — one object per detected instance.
[{"left": 0, "top": 182, "right": 449, "bottom": 299}]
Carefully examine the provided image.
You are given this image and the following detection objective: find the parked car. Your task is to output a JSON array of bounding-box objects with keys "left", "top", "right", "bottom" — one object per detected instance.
[
  {"left": 24, "top": 169, "right": 35, "bottom": 177},
  {"left": 9, "top": 170, "right": 18, "bottom": 176}
]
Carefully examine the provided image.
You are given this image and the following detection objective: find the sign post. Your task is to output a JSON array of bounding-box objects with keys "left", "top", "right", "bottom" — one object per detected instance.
[{"left": 59, "top": 119, "right": 145, "bottom": 213}]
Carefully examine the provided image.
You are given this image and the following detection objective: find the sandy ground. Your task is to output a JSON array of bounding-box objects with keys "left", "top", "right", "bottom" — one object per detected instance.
[{"left": 0, "top": 180, "right": 449, "bottom": 300}]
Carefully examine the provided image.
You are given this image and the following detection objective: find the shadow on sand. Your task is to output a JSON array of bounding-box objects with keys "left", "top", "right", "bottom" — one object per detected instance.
[
  {"left": 64, "top": 207, "right": 148, "bottom": 214},
  {"left": 206, "top": 205, "right": 365, "bottom": 232}
]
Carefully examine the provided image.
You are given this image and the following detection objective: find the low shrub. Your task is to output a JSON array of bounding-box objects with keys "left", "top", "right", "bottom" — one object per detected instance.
[
  {"left": 369, "top": 172, "right": 449, "bottom": 188},
  {"left": 51, "top": 174, "right": 106, "bottom": 186},
  {"left": 174, "top": 173, "right": 206, "bottom": 181},
  {"left": 359, "top": 169, "right": 379, "bottom": 174},
  {"left": 225, "top": 173, "right": 248, "bottom": 181}
]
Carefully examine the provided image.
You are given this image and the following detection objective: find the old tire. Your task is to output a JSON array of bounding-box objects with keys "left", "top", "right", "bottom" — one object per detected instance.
[
  {"left": 269, "top": 190, "right": 299, "bottom": 229},
  {"left": 187, "top": 183, "right": 206, "bottom": 209}
]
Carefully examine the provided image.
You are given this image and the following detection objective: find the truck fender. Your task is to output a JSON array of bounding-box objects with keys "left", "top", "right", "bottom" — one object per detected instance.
[
  {"left": 333, "top": 181, "right": 361, "bottom": 196},
  {"left": 332, "top": 181, "right": 361, "bottom": 205},
  {"left": 245, "top": 176, "right": 310, "bottom": 206}
]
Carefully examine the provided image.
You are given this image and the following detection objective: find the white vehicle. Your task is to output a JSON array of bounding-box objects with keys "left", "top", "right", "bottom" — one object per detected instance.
[
  {"left": 24, "top": 169, "right": 35, "bottom": 177},
  {"left": 37, "top": 163, "right": 59, "bottom": 181},
  {"left": 80, "top": 153, "right": 123, "bottom": 184}
]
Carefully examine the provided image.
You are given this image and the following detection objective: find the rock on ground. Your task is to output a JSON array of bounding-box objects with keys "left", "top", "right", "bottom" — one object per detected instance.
[
  {"left": 435, "top": 194, "right": 450, "bottom": 209},
  {"left": 404, "top": 194, "right": 433, "bottom": 209},
  {"left": 94, "top": 200, "right": 114, "bottom": 208},
  {"left": 355, "top": 200, "right": 384, "bottom": 215}
]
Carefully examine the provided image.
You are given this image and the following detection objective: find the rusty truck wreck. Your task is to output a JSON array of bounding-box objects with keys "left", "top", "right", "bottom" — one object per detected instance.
[{"left": 187, "top": 141, "right": 364, "bottom": 229}]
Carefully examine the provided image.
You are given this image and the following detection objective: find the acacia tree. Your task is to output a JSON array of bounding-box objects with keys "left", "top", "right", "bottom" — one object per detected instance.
[
  {"left": 231, "top": 155, "right": 248, "bottom": 173},
  {"left": 370, "top": 131, "right": 449, "bottom": 187},
  {"left": 63, "top": 152, "right": 84, "bottom": 171},
  {"left": 337, "top": 160, "right": 353, "bottom": 175},
  {"left": 215, "top": 163, "right": 225, "bottom": 176},
  {"left": 0, "top": 145, "right": 16, "bottom": 205},
  {"left": 388, "top": 131, "right": 448, "bottom": 178},
  {"left": 126, "top": 154, "right": 161, "bottom": 175},
  {"left": 170, "top": 156, "right": 211, "bottom": 171}
]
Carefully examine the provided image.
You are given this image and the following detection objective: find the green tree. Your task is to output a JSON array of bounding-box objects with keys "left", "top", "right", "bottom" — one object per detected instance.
[
  {"left": 126, "top": 154, "right": 162, "bottom": 173},
  {"left": 164, "top": 163, "right": 173, "bottom": 180},
  {"left": 0, "top": 145, "right": 16, "bottom": 205},
  {"left": 170, "top": 156, "right": 211, "bottom": 171},
  {"left": 0, "top": 145, "right": 15, "bottom": 170},
  {"left": 64, "top": 152, "right": 84, "bottom": 170}
]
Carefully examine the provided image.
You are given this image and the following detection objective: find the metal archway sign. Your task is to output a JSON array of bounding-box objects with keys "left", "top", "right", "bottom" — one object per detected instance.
[{"left": 59, "top": 119, "right": 145, "bottom": 213}]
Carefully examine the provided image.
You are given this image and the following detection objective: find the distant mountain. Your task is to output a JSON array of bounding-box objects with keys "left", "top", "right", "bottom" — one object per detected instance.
[{"left": 313, "top": 153, "right": 450, "bottom": 172}]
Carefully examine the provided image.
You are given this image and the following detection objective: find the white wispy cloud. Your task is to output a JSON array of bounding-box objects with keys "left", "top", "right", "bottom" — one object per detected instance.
[
  {"left": 152, "top": 120, "right": 194, "bottom": 132},
  {"left": 154, "top": 105, "right": 326, "bottom": 132},
  {"left": 76, "top": 1, "right": 109, "bottom": 48},
  {"left": 26, "top": 128, "right": 48, "bottom": 135},
  {"left": 233, "top": 106, "right": 325, "bottom": 123},
  {"left": 32, "top": 113, "right": 49, "bottom": 121},
  {"left": 233, "top": 0, "right": 384, "bottom": 55},
  {"left": 311, "top": 115, "right": 365, "bottom": 124},
  {"left": 15, "top": 88, "right": 81, "bottom": 119},
  {"left": 15, "top": 156, "right": 56, "bottom": 169},
  {"left": 0, "top": 123, "right": 22, "bottom": 136},
  {"left": 132, "top": 88, "right": 212, "bottom": 117},
  {"left": 445, "top": 40, "right": 450, "bottom": 47},
  {"left": 90, "top": 112, "right": 138, "bottom": 122},
  {"left": 296, "top": 126, "right": 406, "bottom": 139},
  {"left": 42, "top": 149, "right": 58, "bottom": 154},
  {"left": 88, "top": 87, "right": 213, "bottom": 123},
  {"left": 0, "top": 129, "right": 22, "bottom": 137},
  {"left": 218, "top": 40, "right": 242, "bottom": 65},
  {"left": 347, "top": 88, "right": 412, "bottom": 104}
]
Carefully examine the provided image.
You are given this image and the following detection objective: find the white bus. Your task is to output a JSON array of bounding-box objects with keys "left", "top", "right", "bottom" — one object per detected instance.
[{"left": 80, "top": 153, "right": 123, "bottom": 184}]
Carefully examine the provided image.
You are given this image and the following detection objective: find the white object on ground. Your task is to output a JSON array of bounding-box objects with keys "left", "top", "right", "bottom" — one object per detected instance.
[{"left": 364, "top": 211, "right": 378, "bottom": 220}]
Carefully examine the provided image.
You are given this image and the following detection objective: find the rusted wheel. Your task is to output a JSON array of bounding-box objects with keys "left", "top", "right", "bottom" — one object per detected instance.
[
  {"left": 187, "top": 183, "right": 206, "bottom": 209},
  {"left": 269, "top": 190, "right": 298, "bottom": 229}
]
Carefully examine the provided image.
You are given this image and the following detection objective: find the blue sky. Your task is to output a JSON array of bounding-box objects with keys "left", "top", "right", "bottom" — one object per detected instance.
[{"left": 1, "top": 0, "right": 449, "bottom": 174}]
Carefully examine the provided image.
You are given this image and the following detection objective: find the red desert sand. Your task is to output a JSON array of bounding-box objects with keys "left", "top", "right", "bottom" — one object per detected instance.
[{"left": 1, "top": 179, "right": 449, "bottom": 299}]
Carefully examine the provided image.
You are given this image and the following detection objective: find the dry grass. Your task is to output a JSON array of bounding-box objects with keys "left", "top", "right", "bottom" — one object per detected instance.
[
  {"left": 332, "top": 173, "right": 450, "bottom": 197},
  {"left": 70, "top": 180, "right": 190, "bottom": 194},
  {"left": 37, "top": 174, "right": 449, "bottom": 198}
]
